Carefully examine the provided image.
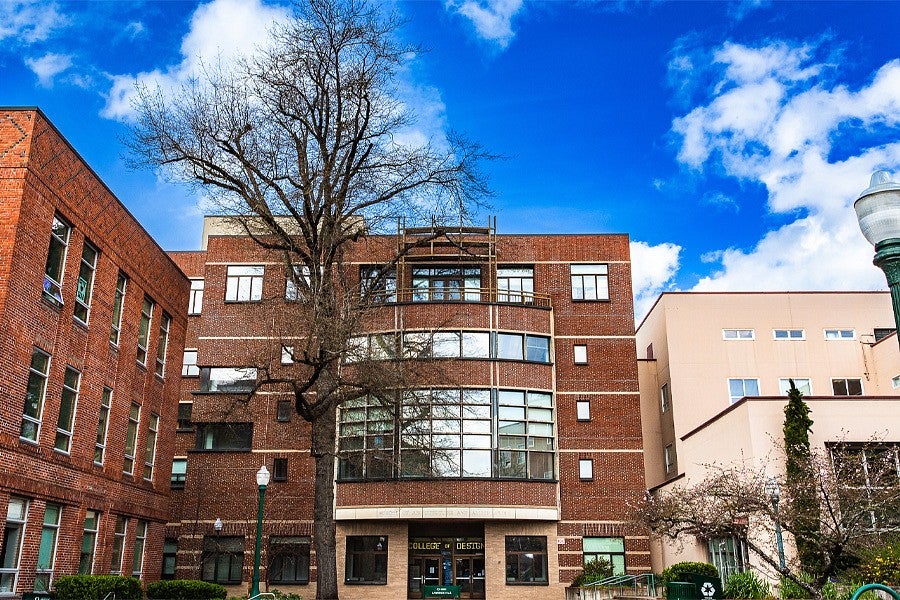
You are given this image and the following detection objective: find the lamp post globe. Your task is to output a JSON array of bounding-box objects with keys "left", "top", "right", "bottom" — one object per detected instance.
[
  {"left": 855, "top": 171, "right": 900, "bottom": 347},
  {"left": 765, "top": 477, "right": 786, "bottom": 571},
  {"left": 251, "top": 466, "right": 270, "bottom": 597}
]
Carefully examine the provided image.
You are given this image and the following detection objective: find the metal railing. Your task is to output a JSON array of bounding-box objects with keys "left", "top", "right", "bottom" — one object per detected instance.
[
  {"left": 365, "top": 286, "right": 552, "bottom": 308},
  {"left": 566, "top": 574, "right": 658, "bottom": 600}
]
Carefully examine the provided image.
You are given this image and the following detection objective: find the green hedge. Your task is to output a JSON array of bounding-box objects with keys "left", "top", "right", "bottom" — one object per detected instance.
[
  {"left": 146, "top": 579, "right": 228, "bottom": 599},
  {"left": 661, "top": 561, "right": 720, "bottom": 586},
  {"left": 723, "top": 571, "right": 771, "bottom": 599},
  {"left": 53, "top": 575, "right": 143, "bottom": 600}
]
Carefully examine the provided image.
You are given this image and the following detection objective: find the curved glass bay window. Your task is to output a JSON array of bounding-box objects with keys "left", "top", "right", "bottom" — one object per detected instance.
[
  {"left": 413, "top": 267, "right": 481, "bottom": 302},
  {"left": 338, "top": 389, "right": 555, "bottom": 481}
]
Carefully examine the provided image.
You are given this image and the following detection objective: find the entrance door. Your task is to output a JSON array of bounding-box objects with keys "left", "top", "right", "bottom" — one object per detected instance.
[
  {"left": 455, "top": 556, "right": 486, "bottom": 599},
  {"left": 408, "top": 555, "right": 442, "bottom": 598}
]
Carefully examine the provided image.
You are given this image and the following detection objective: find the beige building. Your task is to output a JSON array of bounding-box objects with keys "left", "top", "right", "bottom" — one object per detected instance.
[{"left": 636, "top": 292, "right": 900, "bottom": 577}]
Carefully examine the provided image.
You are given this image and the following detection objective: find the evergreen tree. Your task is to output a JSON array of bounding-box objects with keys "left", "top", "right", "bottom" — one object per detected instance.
[{"left": 783, "top": 379, "right": 820, "bottom": 574}]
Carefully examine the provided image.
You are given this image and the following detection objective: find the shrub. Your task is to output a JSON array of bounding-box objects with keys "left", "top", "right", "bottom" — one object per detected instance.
[
  {"left": 53, "top": 575, "right": 143, "bottom": 600},
  {"left": 661, "top": 562, "right": 720, "bottom": 586},
  {"left": 723, "top": 571, "right": 771, "bottom": 599},
  {"left": 852, "top": 540, "right": 900, "bottom": 586},
  {"left": 779, "top": 574, "right": 812, "bottom": 600},
  {"left": 146, "top": 579, "right": 228, "bottom": 599},
  {"left": 571, "top": 557, "right": 614, "bottom": 587},
  {"left": 270, "top": 591, "right": 303, "bottom": 600}
]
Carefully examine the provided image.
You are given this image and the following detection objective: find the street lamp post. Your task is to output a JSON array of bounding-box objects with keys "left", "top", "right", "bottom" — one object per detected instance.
[
  {"left": 765, "top": 477, "right": 786, "bottom": 572},
  {"left": 251, "top": 465, "right": 270, "bottom": 598},
  {"left": 854, "top": 170, "right": 900, "bottom": 348}
]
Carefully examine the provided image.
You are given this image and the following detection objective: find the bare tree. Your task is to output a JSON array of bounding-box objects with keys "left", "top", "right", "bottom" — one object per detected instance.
[
  {"left": 127, "top": 1, "right": 490, "bottom": 597},
  {"left": 633, "top": 442, "right": 900, "bottom": 600}
]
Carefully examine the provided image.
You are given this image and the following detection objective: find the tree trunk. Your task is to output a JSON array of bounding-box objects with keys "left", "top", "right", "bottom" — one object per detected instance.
[{"left": 312, "top": 405, "right": 339, "bottom": 600}]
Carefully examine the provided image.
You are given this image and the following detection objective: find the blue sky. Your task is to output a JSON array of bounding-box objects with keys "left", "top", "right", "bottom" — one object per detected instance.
[{"left": 2, "top": 0, "right": 899, "bottom": 319}]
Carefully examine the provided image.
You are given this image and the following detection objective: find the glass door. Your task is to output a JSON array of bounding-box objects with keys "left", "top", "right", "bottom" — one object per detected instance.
[
  {"left": 455, "top": 556, "right": 486, "bottom": 599},
  {"left": 409, "top": 555, "right": 442, "bottom": 598}
]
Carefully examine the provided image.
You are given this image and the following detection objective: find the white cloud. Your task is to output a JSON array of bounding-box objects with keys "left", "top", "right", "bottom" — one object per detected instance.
[
  {"left": 446, "top": 0, "right": 523, "bottom": 48},
  {"left": 124, "top": 21, "right": 146, "bottom": 40},
  {"left": 0, "top": 1, "right": 69, "bottom": 43},
  {"left": 670, "top": 40, "right": 900, "bottom": 293},
  {"left": 101, "top": 0, "right": 291, "bottom": 121},
  {"left": 24, "top": 53, "right": 73, "bottom": 88},
  {"left": 631, "top": 240, "right": 682, "bottom": 323}
]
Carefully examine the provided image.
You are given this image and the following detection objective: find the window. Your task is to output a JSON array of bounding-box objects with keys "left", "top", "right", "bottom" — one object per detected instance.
[
  {"left": 360, "top": 267, "right": 396, "bottom": 303},
  {"left": 831, "top": 444, "right": 900, "bottom": 528},
  {"left": 162, "top": 539, "right": 177, "bottom": 579},
  {"left": 74, "top": 241, "right": 98, "bottom": 323},
  {"left": 281, "top": 346, "right": 294, "bottom": 365},
  {"left": 875, "top": 328, "right": 896, "bottom": 342},
  {"left": 707, "top": 537, "right": 749, "bottom": 583},
  {"left": 110, "top": 273, "right": 127, "bottom": 345},
  {"left": 893, "top": 375, "right": 900, "bottom": 389},
  {"left": 188, "top": 279, "right": 204, "bottom": 315},
  {"left": 344, "top": 536, "right": 387, "bottom": 584},
  {"left": 526, "top": 336, "right": 550, "bottom": 362},
  {"left": 496, "top": 333, "right": 551, "bottom": 362},
  {"left": 132, "top": 520, "right": 147, "bottom": 578},
  {"left": 576, "top": 400, "right": 591, "bottom": 421},
  {"left": 55, "top": 367, "right": 81, "bottom": 453},
  {"left": 43, "top": 215, "right": 71, "bottom": 307},
  {"left": 779, "top": 378, "right": 812, "bottom": 396},
  {"left": 199, "top": 367, "right": 257, "bottom": 393},
  {"left": 20, "top": 348, "right": 51, "bottom": 443},
  {"left": 579, "top": 458, "right": 593, "bottom": 480},
  {"left": 195, "top": 423, "right": 253, "bottom": 451},
  {"left": 660, "top": 383, "right": 670, "bottom": 413},
  {"left": 728, "top": 378, "right": 759, "bottom": 404},
  {"left": 110, "top": 516, "right": 127, "bottom": 575},
  {"left": 505, "top": 536, "right": 548, "bottom": 584},
  {"left": 124, "top": 403, "right": 140, "bottom": 475},
  {"left": 273, "top": 458, "right": 288, "bottom": 481},
  {"left": 171, "top": 458, "right": 187, "bottom": 489},
  {"left": 497, "top": 267, "right": 534, "bottom": 303},
  {"left": 825, "top": 328, "right": 855, "bottom": 340},
  {"left": 285, "top": 265, "right": 311, "bottom": 302},
  {"left": 498, "top": 390, "right": 554, "bottom": 480},
  {"left": 0, "top": 497, "right": 28, "bottom": 593},
  {"left": 226, "top": 265, "right": 263, "bottom": 302},
  {"left": 570, "top": 264, "right": 609, "bottom": 301},
  {"left": 177, "top": 403, "right": 193, "bottom": 431},
  {"left": 276, "top": 400, "right": 292, "bottom": 422},
  {"left": 269, "top": 537, "right": 309, "bottom": 584},
  {"left": 583, "top": 537, "right": 626, "bottom": 576},
  {"left": 94, "top": 387, "right": 112, "bottom": 465},
  {"left": 156, "top": 313, "right": 171, "bottom": 377},
  {"left": 774, "top": 329, "right": 805, "bottom": 340},
  {"left": 182, "top": 350, "right": 200, "bottom": 377},
  {"left": 79, "top": 510, "right": 100, "bottom": 574},
  {"left": 723, "top": 329, "right": 754, "bottom": 340},
  {"left": 412, "top": 267, "right": 481, "bottom": 302},
  {"left": 833, "top": 378, "right": 863, "bottom": 396},
  {"left": 574, "top": 344, "right": 588, "bottom": 365},
  {"left": 35, "top": 504, "right": 61, "bottom": 592},
  {"left": 137, "top": 297, "right": 154, "bottom": 366},
  {"left": 664, "top": 444, "right": 675, "bottom": 474},
  {"left": 144, "top": 413, "right": 159, "bottom": 481},
  {"left": 202, "top": 536, "right": 244, "bottom": 584}
]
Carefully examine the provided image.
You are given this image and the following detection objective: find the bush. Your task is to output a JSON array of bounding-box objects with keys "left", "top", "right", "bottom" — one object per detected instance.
[
  {"left": 661, "top": 562, "right": 719, "bottom": 586},
  {"left": 572, "top": 557, "right": 614, "bottom": 587},
  {"left": 146, "top": 579, "right": 228, "bottom": 599},
  {"left": 53, "top": 575, "right": 143, "bottom": 600},
  {"left": 723, "top": 571, "right": 771, "bottom": 599},
  {"left": 779, "top": 574, "right": 812, "bottom": 599},
  {"left": 851, "top": 540, "right": 900, "bottom": 586}
]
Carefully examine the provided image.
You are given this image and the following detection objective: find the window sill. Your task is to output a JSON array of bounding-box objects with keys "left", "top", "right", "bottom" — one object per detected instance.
[
  {"left": 189, "top": 448, "right": 253, "bottom": 453},
  {"left": 72, "top": 317, "right": 89, "bottom": 331},
  {"left": 571, "top": 298, "right": 611, "bottom": 303},
  {"left": 506, "top": 581, "right": 549, "bottom": 586},
  {"left": 344, "top": 580, "right": 388, "bottom": 585}
]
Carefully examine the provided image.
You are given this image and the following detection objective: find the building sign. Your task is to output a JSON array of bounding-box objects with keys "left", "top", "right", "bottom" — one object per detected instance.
[
  {"left": 424, "top": 585, "right": 461, "bottom": 598},
  {"left": 409, "top": 538, "right": 484, "bottom": 553}
]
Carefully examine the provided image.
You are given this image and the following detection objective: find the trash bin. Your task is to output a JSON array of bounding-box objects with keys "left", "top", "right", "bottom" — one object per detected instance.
[
  {"left": 667, "top": 581, "right": 696, "bottom": 600},
  {"left": 687, "top": 573, "right": 722, "bottom": 600}
]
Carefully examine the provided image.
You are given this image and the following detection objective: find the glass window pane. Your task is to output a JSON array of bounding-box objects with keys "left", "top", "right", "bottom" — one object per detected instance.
[
  {"left": 462, "top": 450, "right": 492, "bottom": 477},
  {"left": 496, "top": 334, "right": 523, "bottom": 360}
]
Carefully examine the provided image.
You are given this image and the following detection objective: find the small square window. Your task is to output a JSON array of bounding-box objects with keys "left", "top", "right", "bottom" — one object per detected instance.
[
  {"left": 276, "top": 400, "right": 292, "bottom": 423},
  {"left": 660, "top": 383, "right": 670, "bottom": 413},
  {"left": 723, "top": 329, "right": 754, "bottom": 340},
  {"left": 273, "top": 458, "right": 288, "bottom": 482},
  {"left": 774, "top": 329, "right": 804, "bottom": 340},
  {"left": 579, "top": 458, "right": 593, "bottom": 480},
  {"left": 177, "top": 403, "right": 193, "bottom": 431},
  {"left": 824, "top": 328, "right": 855, "bottom": 340},
  {"left": 576, "top": 400, "right": 590, "bottom": 421},
  {"left": 892, "top": 375, "right": 900, "bottom": 389},
  {"left": 182, "top": 350, "right": 200, "bottom": 377},
  {"left": 832, "top": 378, "right": 863, "bottom": 396},
  {"left": 778, "top": 378, "right": 811, "bottom": 396},
  {"left": 574, "top": 345, "right": 588, "bottom": 365},
  {"left": 664, "top": 444, "right": 674, "bottom": 474},
  {"left": 281, "top": 346, "right": 294, "bottom": 365}
]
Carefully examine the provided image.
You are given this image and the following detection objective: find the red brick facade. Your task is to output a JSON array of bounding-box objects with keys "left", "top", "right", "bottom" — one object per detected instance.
[
  {"left": 0, "top": 109, "right": 189, "bottom": 596},
  {"left": 168, "top": 222, "right": 648, "bottom": 599}
]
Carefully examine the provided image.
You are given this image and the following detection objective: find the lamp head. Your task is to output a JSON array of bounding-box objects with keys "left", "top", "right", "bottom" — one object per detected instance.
[
  {"left": 214, "top": 517, "right": 223, "bottom": 532},
  {"left": 256, "top": 465, "right": 271, "bottom": 487},
  {"left": 855, "top": 171, "right": 900, "bottom": 247},
  {"left": 765, "top": 477, "right": 780, "bottom": 501}
]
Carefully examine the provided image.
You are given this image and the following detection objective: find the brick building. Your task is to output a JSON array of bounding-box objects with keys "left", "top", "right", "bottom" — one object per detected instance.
[
  {"left": 167, "top": 217, "right": 647, "bottom": 599},
  {"left": 0, "top": 108, "right": 189, "bottom": 596}
]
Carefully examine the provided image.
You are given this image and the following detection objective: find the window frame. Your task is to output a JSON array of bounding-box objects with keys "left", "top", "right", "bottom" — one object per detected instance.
[
  {"left": 583, "top": 537, "right": 626, "bottom": 576},
  {"left": 123, "top": 403, "right": 141, "bottom": 475},
  {"left": 110, "top": 516, "right": 128, "bottom": 575},
  {"left": 182, "top": 350, "right": 200, "bottom": 377},
  {"left": 201, "top": 536, "right": 244, "bottom": 584},
  {"left": 269, "top": 536, "right": 310, "bottom": 584},
  {"left": 824, "top": 328, "right": 856, "bottom": 340},
  {"left": 79, "top": 510, "right": 100, "bottom": 574},
  {"left": 94, "top": 387, "right": 112, "bottom": 465},
  {"left": 723, "top": 329, "right": 754, "bottom": 340},
  {"left": 570, "top": 264, "right": 609, "bottom": 301},
  {"left": 195, "top": 423, "right": 254, "bottom": 452},
  {"left": 132, "top": 520, "right": 148, "bottom": 578},
  {"left": 573, "top": 344, "right": 588, "bottom": 365},
  {"left": 199, "top": 367, "right": 258, "bottom": 394},
  {"left": 497, "top": 266, "right": 534, "bottom": 304},
  {"left": 225, "top": 265, "right": 264, "bottom": 302},
  {"left": 579, "top": 458, "right": 594, "bottom": 481},
  {"left": 576, "top": 400, "right": 591, "bottom": 422},
  {"left": 109, "top": 272, "right": 127, "bottom": 346},
  {"left": 276, "top": 400, "right": 293, "bottom": 423},
  {"left": 20, "top": 348, "right": 51, "bottom": 443},
  {"left": 161, "top": 539, "right": 177, "bottom": 580},
  {"left": 177, "top": 402, "right": 193, "bottom": 431},
  {"left": 188, "top": 279, "right": 204, "bottom": 315},
  {"left": 155, "top": 312, "right": 171, "bottom": 377},
  {"left": 273, "top": 458, "right": 288, "bottom": 482},
  {"left": 143, "top": 413, "right": 160, "bottom": 481},
  {"left": 171, "top": 458, "right": 187, "bottom": 489},
  {"left": 34, "top": 502, "right": 61, "bottom": 592},
  {"left": 727, "top": 378, "right": 760, "bottom": 404},
  {"left": 54, "top": 366, "right": 81, "bottom": 454},
  {"left": 664, "top": 444, "right": 675, "bottom": 474},
  {"left": 136, "top": 297, "right": 154, "bottom": 366},
  {"left": 505, "top": 536, "right": 548, "bottom": 585},
  {"left": 778, "top": 378, "right": 812, "bottom": 396},
  {"left": 660, "top": 383, "right": 670, "bottom": 413},
  {"left": 344, "top": 536, "right": 388, "bottom": 584},
  {"left": 0, "top": 496, "right": 29, "bottom": 594},
  {"left": 832, "top": 378, "right": 863, "bottom": 396},
  {"left": 773, "top": 328, "right": 805, "bottom": 340},
  {"left": 73, "top": 240, "right": 98, "bottom": 324},
  {"left": 42, "top": 215, "right": 71, "bottom": 308}
]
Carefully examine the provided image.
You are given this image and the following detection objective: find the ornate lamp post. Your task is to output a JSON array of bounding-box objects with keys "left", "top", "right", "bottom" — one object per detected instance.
[
  {"left": 251, "top": 466, "right": 270, "bottom": 597},
  {"left": 765, "top": 477, "right": 786, "bottom": 571},
  {"left": 855, "top": 170, "right": 900, "bottom": 347}
]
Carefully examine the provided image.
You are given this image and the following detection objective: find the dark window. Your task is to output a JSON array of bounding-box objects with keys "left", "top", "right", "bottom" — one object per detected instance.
[
  {"left": 273, "top": 458, "right": 288, "bottom": 482},
  {"left": 832, "top": 378, "right": 863, "bottom": 396},
  {"left": 495, "top": 334, "right": 550, "bottom": 363},
  {"left": 43, "top": 215, "right": 71, "bottom": 307},
  {"left": 269, "top": 536, "right": 309, "bottom": 584},
  {"left": 345, "top": 536, "right": 388, "bottom": 584},
  {"left": 875, "top": 328, "right": 896, "bottom": 342},
  {"left": 161, "top": 539, "right": 177, "bottom": 579},
  {"left": 199, "top": 367, "right": 257, "bottom": 393},
  {"left": 276, "top": 400, "right": 293, "bottom": 422},
  {"left": 505, "top": 536, "right": 548, "bottom": 584},
  {"left": 412, "top": 267, "right": 481, "bottom": 302},
  {"left": 177, "top": 403, "right": 193, "bottom": 431},
  {"left": 525, "top": 336, "right": 550, "bottom": 362},
  {"left": 74, "top": 240, "right": 98, "bottom": 323},
  {"left": 195, "top": 423, "right": 253, "bottom": 451},
  {"left": 170, "top": 459, "right": 186, "bottom": 489},
  {"left": 201, "top": 536, "right": 244, "bottom": 584},
  {"left": 360, "top": 266, "right": 396, "bottom": 303}
]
